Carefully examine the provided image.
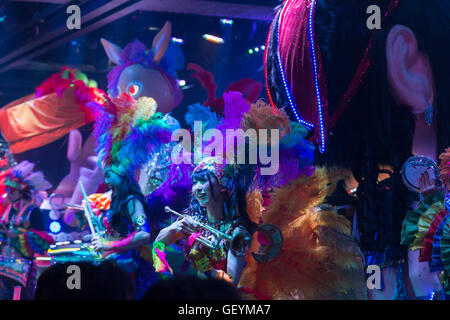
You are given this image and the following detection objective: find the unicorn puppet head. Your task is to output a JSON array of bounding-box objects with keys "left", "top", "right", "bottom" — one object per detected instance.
[{"left": 101, "top": 21, "right": 184, "bottom": 114}]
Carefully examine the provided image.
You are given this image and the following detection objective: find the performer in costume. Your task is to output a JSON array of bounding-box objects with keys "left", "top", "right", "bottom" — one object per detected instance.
[
  {"left": 155, "top": 157, "right": 254, "bottom": 285},
  {"left": 0, "top": 161, "right": 54, "bottom": 299},
  {"left": 401, "top": 148, "right": 450, "bottom": 299},
  {"left": 231, "top": 100, "right": 366, "bottom": 299},
  {"left": 86, "top": 93, "right": 172, "bottom": 298},
  {"left": 264, "top": 0, "right": 450, "bottom": 299},
  {"left": 239, "top": 168, "right": 367, "bottom": 300},
  {"left": 155, "top": 95, "right": 365, "bottom": 299}
]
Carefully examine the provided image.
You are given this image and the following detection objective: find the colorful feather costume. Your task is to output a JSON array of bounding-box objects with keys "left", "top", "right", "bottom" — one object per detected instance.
[
  {"left": 239, "top": 167, "right": 367, "bottom": 300},
  {"left": 241, "top": 100, "right": 315, "bottom": 190},
  {"left": 83, "top": 94, "right": 174, "bottom": 298},
  {"left": 86, "top": 93, "right": 172, "bottom": 178},
  {"left": 184, "top": 94, "right": 315, "bottom": 184},
  {"left": 0, "top": 161, "right": 54, "bottom": 299}
]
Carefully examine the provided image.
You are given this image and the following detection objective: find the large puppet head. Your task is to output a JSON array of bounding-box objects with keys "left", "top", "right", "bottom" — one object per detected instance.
[{"left": 101, "top": 21, "right": 184, "bottom": 114}]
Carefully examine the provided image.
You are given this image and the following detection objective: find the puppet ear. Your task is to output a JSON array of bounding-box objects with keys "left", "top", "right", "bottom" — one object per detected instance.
[
  {"left": 67, "top": 129, "right": 82, "bottom": 162},
  {"left": 100, "top": 38, "right": 123, "bottom": 65},
  {"left": 151, "top": 21, "right": 171, "bottom": 64}
]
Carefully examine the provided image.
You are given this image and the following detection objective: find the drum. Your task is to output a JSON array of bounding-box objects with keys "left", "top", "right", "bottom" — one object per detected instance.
[
  {"left": 47, "top": 242, "right": 102, "bottom": 265},
  {"left": 0, "top": 256, "right": 32, "bottom": 287},
  {"left": 401, "top": 155, "right": 441, "bottom": 193}
]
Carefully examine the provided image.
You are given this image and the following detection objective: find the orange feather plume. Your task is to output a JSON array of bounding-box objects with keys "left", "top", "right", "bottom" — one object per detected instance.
[{"left": 240, "top": 168, "right": 367, "bottom": 300}]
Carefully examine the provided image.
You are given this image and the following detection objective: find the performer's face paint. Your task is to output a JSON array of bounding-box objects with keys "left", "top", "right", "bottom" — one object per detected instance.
[{"left": 104, "top": 169, "right": 122, "bottom": 188}]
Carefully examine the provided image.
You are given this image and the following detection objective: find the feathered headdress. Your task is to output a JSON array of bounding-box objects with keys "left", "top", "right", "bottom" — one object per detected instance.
[
  {"left": 184, "top": 93, "right": 314, "bottom": 189},
  {"left": 86, "top": 93, "right": 172, "bottom": 177},
  {"left": 239, "top": 168, "right": 366, "bottom": 300},
  {"left": 240, "top": 100, "right": 315, "bottom": 190},
  {"left": 187, "top": 63, "right": 262, "bottom": 115},
  {"left": 3, "top": 161, "right": 52, "bottom": 193}
]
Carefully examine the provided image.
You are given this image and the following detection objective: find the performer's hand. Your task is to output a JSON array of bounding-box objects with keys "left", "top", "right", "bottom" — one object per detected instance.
[
  {"left": 91, "top": 236, "right": 112, "bottom": 252},
  {"left": 174, "top": 217, "right": 198, "bottom": 236},
  {"left": 419, "top": 171, "right": 443, "bottom": 197}
]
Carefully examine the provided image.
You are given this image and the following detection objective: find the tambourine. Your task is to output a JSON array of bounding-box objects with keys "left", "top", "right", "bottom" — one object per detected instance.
[{"left": 400, "top": 155, "right": 440, "bottom": 193}]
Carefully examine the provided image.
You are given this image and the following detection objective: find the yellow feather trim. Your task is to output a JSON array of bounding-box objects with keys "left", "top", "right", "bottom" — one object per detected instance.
[{"left": 240, "top": 167, "right": 366, "bottom": 300}]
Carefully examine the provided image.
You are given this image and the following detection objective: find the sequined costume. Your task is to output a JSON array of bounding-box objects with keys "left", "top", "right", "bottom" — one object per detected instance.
[
  {"left": 85, "top": 92, "right": 173, "bottom": 297},
  {"left": 181, "top": 213, "right": 250, "bottom": 280}
]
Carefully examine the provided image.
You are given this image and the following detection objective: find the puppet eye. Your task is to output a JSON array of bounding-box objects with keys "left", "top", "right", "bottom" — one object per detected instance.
[{"left": 127, "top": 81, "right": 142, "bottom": 97}]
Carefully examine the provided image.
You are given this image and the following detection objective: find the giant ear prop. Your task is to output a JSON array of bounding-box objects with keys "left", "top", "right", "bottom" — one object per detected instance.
[
  {"left": 151, "top": 21, "right": 171, "bottom": 64},
  {"left": 100, "top": 38, "right": 123, "bottom": 65}
]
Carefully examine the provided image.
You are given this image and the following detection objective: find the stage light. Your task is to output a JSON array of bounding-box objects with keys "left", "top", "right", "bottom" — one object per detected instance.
[
  {"left": 171, "top": 37, "right": 184, "bottom": 44},
  {"left": 35, "top": 257, "right": 51, "bottom": 261},
  {"left": 49, "top": 221, "right": 61, "bottom": 233},
  {"left": 261, "top": 45, "right": 265, "bottom": 50},
  {"left": 47, "top": 247, "right": 80, "bottom": 254},
  {"left": 254, "top": 47, "right": 259, "bottom": 52},
  {"left": 202, "top": 34, "right": 224, "bottom": 44},
  {"left": 220, "top": 18, "right": 233, "bottom": 25},
  {"left": 248, "top": 49, "right": 253, "bottom": 54},
  {"left": 178, "top": 79, "right": 186, "bottom": 87}
]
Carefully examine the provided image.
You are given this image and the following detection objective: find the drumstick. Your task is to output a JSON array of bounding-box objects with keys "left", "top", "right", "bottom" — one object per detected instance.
[{"left": 78, "top": 181, "right": 97, "bottom": 239}]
